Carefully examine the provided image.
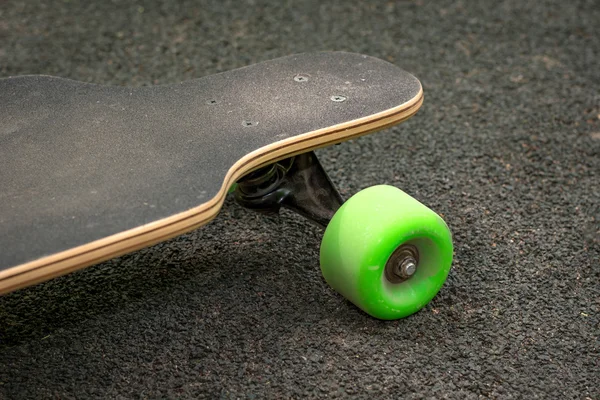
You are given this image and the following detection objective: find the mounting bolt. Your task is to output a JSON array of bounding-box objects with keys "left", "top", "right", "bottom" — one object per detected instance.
[{"left": 331, "top": 95, "right": 347, "bottom": 102}]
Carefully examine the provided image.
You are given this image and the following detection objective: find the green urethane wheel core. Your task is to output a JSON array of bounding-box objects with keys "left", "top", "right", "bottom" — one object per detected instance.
[{"left": 319, "top": 185, "right": 453, "bottom": 320}]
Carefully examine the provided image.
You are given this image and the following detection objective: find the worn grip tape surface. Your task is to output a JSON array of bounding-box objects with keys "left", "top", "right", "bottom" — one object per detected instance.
[{"left": 0, "top": 52, "right": 422, "bottom": 293}]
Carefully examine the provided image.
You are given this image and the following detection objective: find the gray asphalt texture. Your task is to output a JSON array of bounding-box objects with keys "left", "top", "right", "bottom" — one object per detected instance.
[{"left": 0, "top": 0, "right": 598, "bottom": 398}]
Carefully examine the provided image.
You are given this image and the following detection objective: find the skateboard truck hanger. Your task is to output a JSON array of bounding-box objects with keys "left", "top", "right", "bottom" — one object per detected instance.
[{"left": 234, "top": 151, "right": 344, "bottom": 228}]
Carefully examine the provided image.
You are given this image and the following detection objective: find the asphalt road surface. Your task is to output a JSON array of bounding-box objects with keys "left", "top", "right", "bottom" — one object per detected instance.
[{"left": 1, "top": 1, "right": 598, "bottom": 398}]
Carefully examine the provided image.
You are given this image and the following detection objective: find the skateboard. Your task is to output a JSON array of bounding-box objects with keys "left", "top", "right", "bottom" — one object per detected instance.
[{"left": 0, "top": 52, "right": 453, "bottom": 320}]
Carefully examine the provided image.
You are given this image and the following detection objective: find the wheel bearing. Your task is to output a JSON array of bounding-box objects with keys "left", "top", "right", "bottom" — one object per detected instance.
[{"left": 384, "top": 244, "right": 419, "bottom": 283}]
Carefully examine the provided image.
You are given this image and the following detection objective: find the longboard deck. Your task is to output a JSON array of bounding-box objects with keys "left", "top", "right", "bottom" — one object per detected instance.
[{"left": 0, "top": 52, "right": 423, "bottom": 294}]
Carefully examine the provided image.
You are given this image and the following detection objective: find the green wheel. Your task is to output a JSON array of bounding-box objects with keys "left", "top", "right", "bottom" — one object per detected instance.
[
  {"left": 228, "top": 182, "right": 238, "bottom": 194},
  {"left": 320, "top": 185, "right": 453, "bottom": 320}
]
